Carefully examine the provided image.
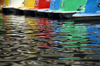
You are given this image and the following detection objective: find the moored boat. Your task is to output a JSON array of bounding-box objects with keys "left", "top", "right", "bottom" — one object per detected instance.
[
  {"left": 73, "top": 0, "right": 100, "bottom": 21},
  {"left": 15, "top": 0, "right": 36, "bottom": 16},
  {"left": 2, "top": 0, "right": 24, "bottom": 15},
  {"left": 56, "top": 0, "right": 86, "bottom": 18},
  {"left": 37, "top": 0, "right": 61, "bottom": 18},
  {"left": 0, "top": 0, "right": 4, "bottom": 7},
  {"left": 26, "top": 0, "right": 51, "bottom": 17},
  {"left": 0, "top": 0, "right": 5, "bottom": 13},
  {"left": 37, "top": 0, "right": 87, "bottom": 19}
]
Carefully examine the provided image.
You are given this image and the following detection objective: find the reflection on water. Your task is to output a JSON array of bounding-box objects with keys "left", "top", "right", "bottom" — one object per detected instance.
[{"left": 0, "top": 13, "right": 100, "bottom": 66}]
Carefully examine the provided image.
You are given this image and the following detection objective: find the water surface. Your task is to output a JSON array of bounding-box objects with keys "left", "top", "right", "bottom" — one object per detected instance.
[{"left": 0, "top": 14, "right": 100, "bottom": 66}]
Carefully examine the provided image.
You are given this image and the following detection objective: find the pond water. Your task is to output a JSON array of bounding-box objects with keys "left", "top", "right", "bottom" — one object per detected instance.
[{"left": 0, "top": 13, "right": 100, "bottom": 66}]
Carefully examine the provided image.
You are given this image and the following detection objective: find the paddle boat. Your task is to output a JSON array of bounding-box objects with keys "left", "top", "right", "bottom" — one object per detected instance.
[
  {"left": 0, "top": 0, "right": 4, "bottom": 12},
  {"left": 25, "top": 0, "right": 51, "bottom": 17},
  {"left": 15, "top": 0, "right": 50, "bottom": 16},
  {"left": 2, "top": 0, "right": 24, "bottom": 15},
  {"left": 73, "top": 0, "right": 100, "bottom": 21},
  {"left": 0, "top": 0, "right": 9, "bottom": 13},
  {"left": 4, "top": 0, "right": 9, "bottom": 6},
  {"left": 48, "top": 0, "right": 86, "bottom": 18},
  {"left": 0, "top": 0, "right": 4, "bottom": 7},
  {"left": 1, "top": 0, "right": 9, "bottom": 13},
  {"left": 37, "top": 0, "right": 61, "bottom": 17},
  {"left": 15, "top": 0, "right": 36, "bottom": 15}
]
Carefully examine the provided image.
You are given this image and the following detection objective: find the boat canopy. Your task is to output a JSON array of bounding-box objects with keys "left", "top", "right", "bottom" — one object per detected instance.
[
  {"left": 85, "top": 0, "right": 100, "bottom": 13},
  {"left": 6, "top": 0, "right": 24, "bottom": 7},
  {"left": 34, "top": 0, "right": 51, "bottom": 9},
  {"left": 24, "top": 0, "right": 35, "bottom": 8}
]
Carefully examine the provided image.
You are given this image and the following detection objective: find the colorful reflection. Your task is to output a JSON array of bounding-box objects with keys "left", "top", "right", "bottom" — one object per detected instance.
[{"left": 0, "top": 14, "right": 100, "bottom": 66}]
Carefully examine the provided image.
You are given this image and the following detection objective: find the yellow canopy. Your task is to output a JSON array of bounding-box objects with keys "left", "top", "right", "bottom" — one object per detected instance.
[
  {"left": 4, "top": 0, "right": 9, "bottom": 6},
  {"left": 18, "top": 0, "right": 35, "bottom": 9}
]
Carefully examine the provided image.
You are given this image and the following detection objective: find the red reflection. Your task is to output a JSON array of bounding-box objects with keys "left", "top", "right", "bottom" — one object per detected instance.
[
  {"left": 37, "top": 18, "right": 54, "bottom": 48},
  {"left": 37, "top": 18, "right": 53, "bottom": 39}
]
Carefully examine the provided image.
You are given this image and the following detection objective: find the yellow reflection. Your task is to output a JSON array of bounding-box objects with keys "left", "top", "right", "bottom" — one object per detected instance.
[
  {"left": 25, "top": 17, "right": 38, "bottom": 40},
  {"left": 25, "top": 17, "right": 37, "bottom": 29},
  {"left": 4, "top": 15, "right": 11, "bottom": 36},
  {"left": 5, "top": 15, "right": 11, "bottom": 27}
]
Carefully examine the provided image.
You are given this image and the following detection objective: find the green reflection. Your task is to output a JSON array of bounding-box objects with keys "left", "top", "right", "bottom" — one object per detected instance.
[
  {"left": 61, "top": 22, "right": 88, "bottom": 44},
  {"left": 0, "top": 14, "right": 3, "bottom": 29},
  {"left": 0, "top": 14, "right": 4, "bottom": 37}
]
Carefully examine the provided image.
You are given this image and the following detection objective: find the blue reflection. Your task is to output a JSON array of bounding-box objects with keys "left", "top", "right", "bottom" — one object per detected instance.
[{"left": 86, "top": 25, "right": 100, "bottom": 43}]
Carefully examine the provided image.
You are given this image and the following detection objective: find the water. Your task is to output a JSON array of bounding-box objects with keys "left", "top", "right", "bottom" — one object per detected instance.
[{"left": 0, "top": 13, "right": 100, "bottom": 66}]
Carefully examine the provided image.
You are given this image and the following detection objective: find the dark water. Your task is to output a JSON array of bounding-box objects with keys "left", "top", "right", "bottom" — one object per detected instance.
[{"left": 0, "top": 13, "right": 100, "bottom": 66}]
